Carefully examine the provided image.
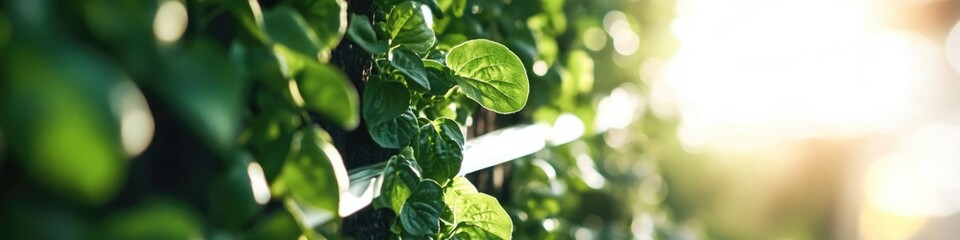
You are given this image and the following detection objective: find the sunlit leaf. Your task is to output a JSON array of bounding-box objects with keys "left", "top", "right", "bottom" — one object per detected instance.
[
  {"left": 264, "top": 7, "right": 322, "bottom": 60},
  {"left": 296, "top": 62, "right": 360, "bottom": 130},
  {"left": 437, "top": 0, "right": 467, "bottom": 17},
  {"left": 449, "top": 193, "right": 512, "bottom": 240},
  {"left": 446, "top": 39, "right": 530, "bottom": 114},
  {"left": 418, "top": 0, "right": 445, "bottom": 19},
  {"left": 271, "top": 126, "right": 349, "bottom": 217},
  {"left": 1, "top": 42, "right": 127, "bottom": 205},
  {"left": 443, "top": 177, "right": 478, "bottom": 205},
  {"left": 451, "top": 0, "right": 467, "bottom": 17},
  {"left": 292, "top": 0, "right": 348, "bottom": 57},
  {"left": 440, "top": 177, "right": 477, "bottom": 235},
  {"left": 387, "top": 1, "right": 437, "bottom": 54},
  {"left": 229, "top": 0, "right": 269, "bottom": 42}
]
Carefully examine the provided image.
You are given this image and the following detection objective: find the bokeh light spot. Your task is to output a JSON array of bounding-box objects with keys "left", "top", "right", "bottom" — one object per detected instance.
[{"left": 153, "top": 1, "right": 188, "bottom": 43}]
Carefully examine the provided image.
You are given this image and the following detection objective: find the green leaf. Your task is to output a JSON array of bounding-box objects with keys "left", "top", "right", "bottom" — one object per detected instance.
[
  {"left": 208, "top": 153, "right": 265, "bottom": 228},
  {"left": 368, "top": 109, "right": 419, "bottom": 149},
  {"left": 245, "top": 210, "right": 301, "bottom": 240},
  {"left": 451, "top": 0, "right": 467, "bottom": 17},
  {"left": 436, "top": 116, "right": 464, "bottom": 146},
  {"left": 230, "top": 0, "right": 269, "bottom": 43},
  {"left": 413, "top": 118, "right": 464, "bottom": 183},
  {"left": 237, "top": 43, "right": 285, "bottom": 90},
  {"left": 375, "top": 0, "right": 404, "bottom": 8},
  {"left": 158, "top": 41, "right": 245, "bottom": 156},
  {"left": 101, "top": 199, "right": 203, "bottom": 239},
  {"left": 424, "top": 59, "right": 456, "bottom": 96},
  {"left": 437, "top": 0, "right": 467, "bottom": 18},
  {"left": 296, "top": 62, "right": 360, "bottom": 130},
  {"left": 272, "top": 45, "right": 307, "bottom": 79},
  {"left": 439, "top": 177, "right": 476, "bottom": 237},
  {"left": 449, "top": 193, "right": 512, "bottom": 240},
  {"left": 446, "top": 39, "right": 530, "bottom": 114},
  {"left": 374, "top": 152, "right": 422, "bottom": 211},
  {"left": 442, "top": 177, "right": 478, "bottom": 205},
  {"left": 400, "top": 180, "right": 444, "bottom": 236},
  {"left": 346, "top": 14, "right": 388, "bottom": 54},
  {"left": 264, "top": 7, "right": 322, "bottom": 60},
  {"left": 390, "top": 48, "right": 431, "bottom": 92},
  {"left": 293, "top": 0, "right": 348, "bottom": 54},
  {"left": 1, "top": 43, "right": 130, "bottom": 205},
  {"left": 417, "top": 0, "right": 445, "bottom": 19},
  {"left": 271, "top": 126, "right": 349, "bottom": 217},
  {"left": 387, "top": 1, "right": 437, "bottom": 54},
  {"left": 243, "top": 91, "right": 302, "bottom": 182},
  {"left": 363, "top": 76, "right": 410, "bottom": 126}
]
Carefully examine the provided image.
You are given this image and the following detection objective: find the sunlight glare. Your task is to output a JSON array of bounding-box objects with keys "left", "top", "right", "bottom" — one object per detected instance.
[
  {"left": 420, "top": 4, "right": 434, "bottom": 27},
  {"left": 111, "top": 80, "right": 154, "bottom": 158},
  {"left": 946, "top": 19, "right": 960, "bottom": 75},
  {"left": 153, "top": 0, "right": 188, "bottom": 43},
  {"left": 865, "top": 124, "right": 960, "bottom": 217},
  {"left": 247, "top": 162, "right": 271, "bottom": 205},
  {"left": 533, "top": 60, "right": 549, "bottom": 76},
  {"left": 664, "top": 0, "right": 940, "bottom": 151}
]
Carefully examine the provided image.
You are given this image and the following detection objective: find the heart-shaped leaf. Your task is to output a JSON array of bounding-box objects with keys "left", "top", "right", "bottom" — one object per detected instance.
[
  {"left": 446, "top": 39, "right": 530, "bottom": 114},
  {"left": 296, "top": 62, "right": 360, "bottom": 130},
  {"left": 442, "top": 177, "right": 478, "bottom": 206},
  {"left": 292, "top": 0, "right": 347, "bottom": 53},
  {"left": 449, "top": 193, "right": 512, "bottom": 240},
  {"left": 423, "top": 59, "right": 456, "bottom": 96},
  {"left": 346, "top": 14, "right": 388, "bottom": 54},
  {"left": 270, "top": 126, "right": 349, "bottom": 218},
  {"left": 387, "top": 1, "right": 437, "bottom": 54},
  {"left": 399, "top": 179, "right": 444, "bottom": 236},
  {"left": 412, "top": 118, "right": 463, "bottom": 183},
  {"left": 264, "top": 7, "right": 322, "bottom": 60},
  {"left": 390, "top": 48, "right": 431, "bottom": 92},
  {"left": 208, "top": 154, "right": 264, "bottom": 228},
  {"left": 368, "top": 109, "right": 419, "bottom": 149},
  {"left": 374, "top": 152, "right": 422, "bottom": 211},
  {"left": 362, "top": 76, "right": 410, "bottom": 126}
]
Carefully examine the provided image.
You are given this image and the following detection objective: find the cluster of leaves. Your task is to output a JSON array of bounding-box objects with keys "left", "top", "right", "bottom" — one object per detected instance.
[
  {"left": 346, "top": 0, "right": 534, "bottom": 238},
  {"left": 373, "top": 148, "right": 512, "bottom": 239},
  {"left": 0, "top": 0, "right": 529, "bottom": 238},
  {"left": 433, "top": 0, "right": 692, "bottom": 239}
]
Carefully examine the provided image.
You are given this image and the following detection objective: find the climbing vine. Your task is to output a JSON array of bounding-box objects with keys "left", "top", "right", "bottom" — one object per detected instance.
[{"left": 349, "top": 0, "right": 528, "bottom": 238}]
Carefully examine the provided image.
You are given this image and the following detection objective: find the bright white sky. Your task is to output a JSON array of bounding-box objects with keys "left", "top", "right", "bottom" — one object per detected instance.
[
  {"left": 656, "top": 0, "right": 951, "bottom": 151},
  {"left": 655, "top": 0, "right": 960, "bottom": 235}
]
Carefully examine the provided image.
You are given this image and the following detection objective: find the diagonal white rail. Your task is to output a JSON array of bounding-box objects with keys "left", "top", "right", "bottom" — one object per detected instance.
[
  {"left": 338, "top": 84, "right": 642, "bottom": 217},
  {"left": 339, "top": 123, "right": 552, "bottom": 216}
]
